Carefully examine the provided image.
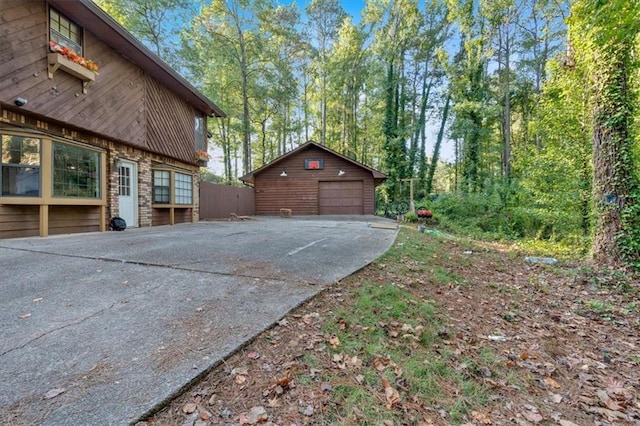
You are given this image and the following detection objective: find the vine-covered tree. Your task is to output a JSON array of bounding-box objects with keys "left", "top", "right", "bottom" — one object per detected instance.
[{"left": 569, "top": 0, "right": 640, "bottom": 266}]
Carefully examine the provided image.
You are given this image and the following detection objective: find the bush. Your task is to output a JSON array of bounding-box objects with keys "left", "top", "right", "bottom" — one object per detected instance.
[{"left": 404, "top": 212, "right": 418, "bottom": 223}]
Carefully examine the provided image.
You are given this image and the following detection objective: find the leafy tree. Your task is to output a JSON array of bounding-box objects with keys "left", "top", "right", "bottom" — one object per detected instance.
[
  {"left": 306, "top": 0, "right": 346, "bottom": 146},
  {"left": 569, "top": 0, "right": 640, "bottom": 266},
  {"left": 93, "top": 0, "right": 197, "bottom": 68}
]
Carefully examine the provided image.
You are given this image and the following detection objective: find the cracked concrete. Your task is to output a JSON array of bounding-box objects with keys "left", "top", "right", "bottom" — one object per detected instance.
[{"left": 0, "top": 216, "right": 397, "bottom": 425}]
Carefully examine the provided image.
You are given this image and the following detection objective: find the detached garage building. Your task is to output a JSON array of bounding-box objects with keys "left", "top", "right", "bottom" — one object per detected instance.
[{"left": 239, "top": 141, "right": 386, "bottom": 215}]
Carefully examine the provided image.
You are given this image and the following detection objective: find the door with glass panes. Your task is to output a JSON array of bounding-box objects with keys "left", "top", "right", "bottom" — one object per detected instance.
[{"left": 117, "top": 160, "right": 138, "bottom": 227}]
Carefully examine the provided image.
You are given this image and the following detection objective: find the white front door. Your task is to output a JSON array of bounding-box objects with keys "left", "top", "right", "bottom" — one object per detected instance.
[{"left": 117, "top": 160, "right": 138, "bottom": 228}]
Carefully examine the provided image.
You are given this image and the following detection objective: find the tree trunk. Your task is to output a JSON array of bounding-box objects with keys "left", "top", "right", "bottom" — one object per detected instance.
[
  {"left": 426, "top": 93, "right": 451, "bottom": 195},
  {"left": 591, "top": 41, "right": 637, "bottom": 265}
]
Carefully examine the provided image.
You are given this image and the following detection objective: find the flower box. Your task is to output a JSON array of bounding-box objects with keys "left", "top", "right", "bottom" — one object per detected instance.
[
  {"left": 48, "top": 53, "right": 96, "bottom": 94},
  {"left": 195, "top": 151, "right": 210, "bottom": 165}
]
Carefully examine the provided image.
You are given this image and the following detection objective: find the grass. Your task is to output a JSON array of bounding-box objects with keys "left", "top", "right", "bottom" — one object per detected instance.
[{"left": 308, "top": 229, "right": 493, "bottom": 424}]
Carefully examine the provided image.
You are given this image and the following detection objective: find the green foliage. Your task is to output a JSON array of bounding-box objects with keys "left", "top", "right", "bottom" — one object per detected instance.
[{"left": 403, "top": 211, "right": 418, "bottom": 222}]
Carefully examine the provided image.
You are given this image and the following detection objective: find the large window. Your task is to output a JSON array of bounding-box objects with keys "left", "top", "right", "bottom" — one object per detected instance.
[
  {"left": 153, "top": 170, "right": 194, "bottom": 205},
  {"left": 1, "top": 135, "right": 41, "bottom": 196},
  {"left": 50, "top": 7, "right": 83, "bottom": 55},
  {"left": 53, "top": 143, "right": 100, "bottom": 198},
  {"left": 153, "top": 170, "right": 170, "bottom": 204},
  {"left": 175, "top": 173, "right": 193, "bottom": 204}
]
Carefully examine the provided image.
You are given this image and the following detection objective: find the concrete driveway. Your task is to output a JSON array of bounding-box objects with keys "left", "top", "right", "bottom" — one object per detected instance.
[{"left": 0, "top": 216, "right": 397, "bottom": 425}]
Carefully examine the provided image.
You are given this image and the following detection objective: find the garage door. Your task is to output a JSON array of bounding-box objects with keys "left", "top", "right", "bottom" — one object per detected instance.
[{"left": 318, "top": 181, "right": 364, "bottom": 215}]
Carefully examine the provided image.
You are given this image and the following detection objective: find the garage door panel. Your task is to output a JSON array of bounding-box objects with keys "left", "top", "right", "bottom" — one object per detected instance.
[{"left": 319, "top": 181, "right": 364, "bottom": 215}]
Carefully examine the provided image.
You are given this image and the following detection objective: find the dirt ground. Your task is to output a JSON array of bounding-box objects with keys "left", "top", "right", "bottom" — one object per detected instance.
[{"left": 144, "top": 230, "right": 640, "bottom": 425}]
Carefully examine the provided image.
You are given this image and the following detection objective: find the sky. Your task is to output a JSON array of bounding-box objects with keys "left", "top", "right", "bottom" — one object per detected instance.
[{"left": 284, "top": 0, "right": 367, "bottom": 20}]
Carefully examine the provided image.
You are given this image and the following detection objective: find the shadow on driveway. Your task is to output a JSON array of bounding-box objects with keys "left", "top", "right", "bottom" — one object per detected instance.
[{"left": 0, "top": 216, "right": 397, "bottom": 425}]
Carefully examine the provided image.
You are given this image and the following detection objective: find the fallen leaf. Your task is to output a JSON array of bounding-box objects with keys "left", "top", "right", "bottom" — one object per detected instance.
[
  {"left": 382, "top": 379, "right": 401, "bottom": 409},
  {"left": 544, "top": 377, "right": 560, "bottom": 389},
  {"left": 303, "top": 404, "right": 314, "bottom": 416},
  {"left": 559, "top": 420, "right": 580, "bottom": 426},
  {"left": 200, "top": 410, "right": 211, "bottom": 420},
  {"left": 231, "top": 367, "right": 249, "bottom": 376},
  {"left": 247, "top": 351, "right": 260, "bottom": 360},
  {"left": 244, "top": 406, "right": 268, "bottom": 424},
  {"left": 551, "top": 393, "right": 563, "bottom": 403},
  {"left": 44, "top": 388, "right": 66, "bottom": 400},
  {"left": 471, "top": 410, "right": 492, "bottom": 424},
  {"left": 320, "top": 382, "right": 333, "bottom": 392},
  {"left": 328, "top": 335, "right": 340, "bottom": 347},
  {"left": 235, "top": 374, "right": 247, "bottom": 385},
  {"left": 522, "top": 410, "right": 543, "bottom": 423},
  {"left": 597, "top": 389, "right": 622, "bottom": 411},
  {"left": 182, "top": 402, "right": 197, "bottom": 414},
  {"left": 18, "top": 313, "right": 32, "bottom": 319},
  {"left": 275, "top": 370, "right": 291, "bottom": 387}
]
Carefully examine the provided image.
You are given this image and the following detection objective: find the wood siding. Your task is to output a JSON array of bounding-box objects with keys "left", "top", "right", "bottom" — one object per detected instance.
[
  {"left": 145, "top": 78, "right": 196, "bottom": 164},
  {"left": 152, "top": 207, "right": 191, "bottom": 226},
  {"left": 0, "top": 205, "right": 100, "bottom": 238},
  {"left": 0, "top": 0, "right": 198, "bottom": 164},
  {"left": 49, "top": 206, "right": 100, "bottom": 235},
  {"left": 253, "top": 145, "right": 375, "bottom": 215},
  {"left": 0, "top": 205, "right": 40, "bottom": 238}
]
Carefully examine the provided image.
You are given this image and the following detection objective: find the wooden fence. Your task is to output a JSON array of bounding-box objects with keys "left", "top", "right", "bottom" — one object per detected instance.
[{"left": 199, "top": 182, "right": 255, "bottom": 219}]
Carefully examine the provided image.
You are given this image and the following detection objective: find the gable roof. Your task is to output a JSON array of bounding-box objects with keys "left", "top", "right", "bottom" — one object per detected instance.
[
  {"left": 239, "top": 141, "right": 387, "bottom": 185},
  {"left": 48, "top": 0, "right": 225, "bottom": 118}
]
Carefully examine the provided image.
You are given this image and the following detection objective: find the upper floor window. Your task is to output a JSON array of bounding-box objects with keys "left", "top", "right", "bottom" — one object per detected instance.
[
  {"left": 50, "top": 7, "right": 83, "bottom": 55},
  {"left": 195, "top": 116, "right": 206, "bottom": 152},
  {"left": 1, "top": 135, "right": 41, "bottom": 196}
]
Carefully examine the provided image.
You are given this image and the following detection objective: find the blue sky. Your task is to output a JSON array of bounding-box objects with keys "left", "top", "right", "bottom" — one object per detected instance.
[{"left": 281, "top": 0, "right": 366, "bottom": 22}]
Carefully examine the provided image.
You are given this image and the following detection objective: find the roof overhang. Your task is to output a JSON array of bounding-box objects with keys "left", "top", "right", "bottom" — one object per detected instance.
[
  {"left": 239, "top": 141, "right": 387, "bottom": 185},
  {"left": 48, "top": 0, "right": 225, "bottom": 118}
]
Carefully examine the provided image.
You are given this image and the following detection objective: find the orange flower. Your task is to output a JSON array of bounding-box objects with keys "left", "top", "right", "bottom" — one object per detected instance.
[{"left": 48, "top": 40, "right": 99, "bottom": 74}]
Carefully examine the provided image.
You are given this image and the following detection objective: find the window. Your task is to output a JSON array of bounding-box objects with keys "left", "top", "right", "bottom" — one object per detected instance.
[
  {"left": 1, "top": 135, "right": 41, "bottom": 196},
  {"left": 153, "top": 170, "right": 194, "bottom": 205},
  {"left": 53, "top": 143, "right": 100, "bottom": 198},
  {"left": 50, "top": 7, "right": 83, "bottom": 55},
  {"left": 119, "top": 165, "right": 131, "bottom": 196},
  {"left": 153, "top": 170, "right": 170, "bottom": 204},
  {"left": 175, "top": 173, "right": 193, "bottom": 204},
  {"left": 195, "top": 116, "right": 206, "bottom": 152}
]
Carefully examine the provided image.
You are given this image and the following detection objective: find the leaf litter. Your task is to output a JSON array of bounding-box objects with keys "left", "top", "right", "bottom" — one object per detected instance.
[{"left": 144, "top": 228, "right": 639, "bottom": 425}]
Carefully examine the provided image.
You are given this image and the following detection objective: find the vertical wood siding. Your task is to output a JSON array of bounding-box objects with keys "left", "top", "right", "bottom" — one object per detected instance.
[
  {"left": 254, "top": 146, "right": 375, "bottom": 215},
  {"left": 145, "top": 78, "right": 196, "bottom": 164}
]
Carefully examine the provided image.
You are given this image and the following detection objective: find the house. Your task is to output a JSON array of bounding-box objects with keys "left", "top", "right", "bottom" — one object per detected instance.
[
  {"left": 240, "top": 141, "right": 386, "bottom": 215},
  {"left": 0, "top": 0, "right": 224, "bottom": 239}
]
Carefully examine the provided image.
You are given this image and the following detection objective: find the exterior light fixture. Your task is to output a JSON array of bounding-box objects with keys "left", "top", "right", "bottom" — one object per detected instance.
[
  {"left": 338, "top": 170, "right": 345, "bottom": 176},
  {"left": 280, "top": 170, "right": 288, "bottom": 177}
]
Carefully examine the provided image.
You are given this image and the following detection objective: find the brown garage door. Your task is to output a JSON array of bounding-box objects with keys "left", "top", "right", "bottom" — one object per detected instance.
[{"left": 318, "top": 180, "right": 364, "bottom": 215}]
